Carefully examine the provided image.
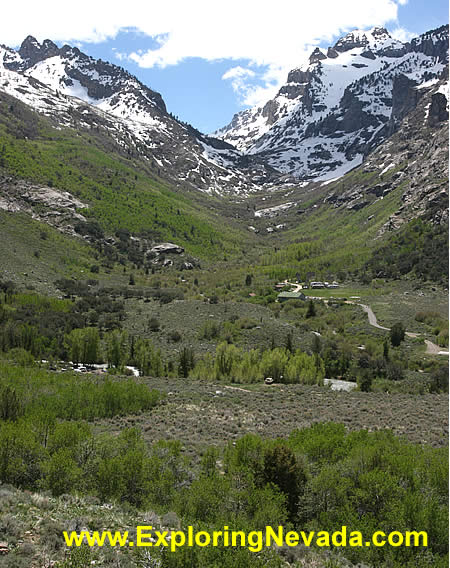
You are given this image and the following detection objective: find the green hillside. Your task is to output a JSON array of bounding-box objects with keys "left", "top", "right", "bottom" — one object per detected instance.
[{"left": 0, "top": 92, "right": 248, "bottom": 262}]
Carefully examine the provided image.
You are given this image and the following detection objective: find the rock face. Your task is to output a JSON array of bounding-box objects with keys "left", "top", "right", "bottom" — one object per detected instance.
[
  {"left": 150, "top": 243, "right": 184, "bottom": 255},
  {"left": 309, "top": 48, "right": 327, "bottom": 64},
  {"left": 18, "top": 36, "right": 60, "bottom": 67},
  {"left": 0, "top": 37, "right": 288, "bottom": 197},
  {"left": 216, "top": 25, "right": 449, "bottom": 183},
  {"left": 0, "top": 175, "right": 89, "bottom": 235},
  {"left": 13, "top": 36, "right": 168, "bottom": 113},
  {"left": 324, "top": 77, "right": 449, "bottom": 231},
  {"left": 0, "top": 25, "right": 448, "bottom": 196},
  {"left": 428, "top": 92, "right": 449, "bottom": 125}
]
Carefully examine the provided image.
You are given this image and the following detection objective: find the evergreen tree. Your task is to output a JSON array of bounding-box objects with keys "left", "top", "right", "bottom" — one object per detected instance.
[
  {"left": 179, "top": 346, "right": 195, "bottom": 378},
  {"left": 286, "top": 331, "right": 294, "bottom": 353},
  {"left": 306, "top": 299, "right": 316, "bottom": 318},
  {"left": 390, "top": 322, "right": 406, "bottom": 347}
]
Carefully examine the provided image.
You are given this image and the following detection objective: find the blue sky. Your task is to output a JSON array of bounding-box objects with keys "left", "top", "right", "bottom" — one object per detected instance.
[{"left": 2, "top": 0, "right": 448, "bottom": 133}]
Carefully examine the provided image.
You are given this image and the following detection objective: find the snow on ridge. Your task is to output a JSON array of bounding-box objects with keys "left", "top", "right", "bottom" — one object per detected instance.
[
  {"left": 0, "top": 40, "right": 281, "bottom": 198},
  {"left": 254, "top": 202, "right": 297, "bottom": 217},
  {"left": 216, "top": 24, "right": 447, "bottom": 184}
]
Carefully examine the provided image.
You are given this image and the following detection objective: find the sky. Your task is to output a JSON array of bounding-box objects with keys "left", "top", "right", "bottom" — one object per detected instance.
[{"left": 1, "top": 0, "right": 448, "bottom": 133}]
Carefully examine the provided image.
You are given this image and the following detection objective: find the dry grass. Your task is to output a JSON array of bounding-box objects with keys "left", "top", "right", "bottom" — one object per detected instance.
[{"left": 96, "top": 376, "right": 448, "bottom": 455}]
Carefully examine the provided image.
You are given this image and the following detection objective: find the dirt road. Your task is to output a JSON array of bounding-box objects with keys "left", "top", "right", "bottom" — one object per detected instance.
[
  {"left": 284, "top": 282, "right": 448, "bottom": 356},
  {"left": 354, "top": 302, "right": 448, "bottom": 356}
]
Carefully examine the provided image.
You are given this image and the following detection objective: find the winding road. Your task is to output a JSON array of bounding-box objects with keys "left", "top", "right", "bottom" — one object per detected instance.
[
  {"left": 353, "top": 302, "right": 447, "bottom": 354},
  {"left": 284, "top": 282, "right": 449, "bottom": 356},
  {"left": 358, "top": 303, "right": 389, "bottom": 331}
]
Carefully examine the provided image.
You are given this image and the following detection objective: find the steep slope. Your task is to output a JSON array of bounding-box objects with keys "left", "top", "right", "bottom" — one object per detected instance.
[
  {"left": 0, "top": 37, "right": 288, "bottom": 196},
  {"left": 0, "top": 89, "right": 258, "bottom": 270},
  {"left": 216, "top": 25, "right": 448, "bottom": 183},
  {"left": 324, "top": 76, "right": 449, "bottom": 230},
  {"left": 242, "top": 73, "right": 448, "bottom": 282}
]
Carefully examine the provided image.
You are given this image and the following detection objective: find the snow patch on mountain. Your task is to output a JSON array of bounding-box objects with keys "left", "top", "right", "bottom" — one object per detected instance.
[
  {"left": 0, "top": 38, "right": 287, "bottom": 197},
  {"left": 216, "top": 25, "right": 449, "bottom": 183}
]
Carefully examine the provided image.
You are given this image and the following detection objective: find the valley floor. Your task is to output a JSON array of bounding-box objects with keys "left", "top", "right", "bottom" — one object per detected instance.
[{"left": 97, "top": 376, "right": 449, "bottom": 454}]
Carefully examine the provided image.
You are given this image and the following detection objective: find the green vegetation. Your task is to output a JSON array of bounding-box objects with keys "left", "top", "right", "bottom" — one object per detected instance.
[
  {"left": 0, "top": 280, "right": 125, "bottom": 360},
  {"left": 190, "top": 342, "right": 324, "bottom": 385},
  {"left": 0, "top": 362, "right": 163, "bottom": 421},
  {"left": 415, "top": 310, "right": 449, "bottom": 347},
  {"left": 0, "top": 211, "right": 97, "bottom": 294},
  {"left": 0, "top": 423, "right": 447, "bottom": 567},
  {"left": 248, "top": 177, "right": 404, "bottom": 282},
  {"left": 361, "top": 218, "right": 449, "bottom": 285},
  {"left": 0, "top": 75, "right": 448, "bottom": 568},
  {"left": 390, "top": 322, "right": 406, "bottom": 347},
  {"left": 0, "top": 93, "right": 247, "bottom": 261}
]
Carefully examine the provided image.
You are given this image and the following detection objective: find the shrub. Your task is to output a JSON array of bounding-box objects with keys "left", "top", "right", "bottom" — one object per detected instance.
[
  {"left": 168, "top": 330, "right": 182, "bottom": 342},
  {"left": 148, "top": 317, "right": 160, "bottom": 332},
  {"left": 198, "top": 320, "right": 221, "bottom": 340},
  {"left": 429, "top": 365, "right": 449, "bottom": 393}
]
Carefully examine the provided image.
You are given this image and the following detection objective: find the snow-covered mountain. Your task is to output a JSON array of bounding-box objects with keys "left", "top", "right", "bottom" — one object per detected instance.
[
  {"left": 0, "top": 27, "right": 448, "bottom": 195},
  {"left": 216, "top": 25, "right": 449, "bottom": 182},
  {"left": 0, "top": 36, "right": 287, "bottom": 196}
]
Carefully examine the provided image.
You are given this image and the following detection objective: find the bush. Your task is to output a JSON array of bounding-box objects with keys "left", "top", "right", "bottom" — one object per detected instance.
[
  {"left": 6, "top": 347, "right": 35, "bottom": 367},
  {"left": 148, "top": 317, "right": 160, "bottom": 332},
  {"left": 168, "top": 330, "right": 182, "bottom": 342},
  {"left": 430, "top": 365, "right": 449, "bottom": 393},
  {"left": 198, "top": 320, "right": 221, "bottom": 340}
]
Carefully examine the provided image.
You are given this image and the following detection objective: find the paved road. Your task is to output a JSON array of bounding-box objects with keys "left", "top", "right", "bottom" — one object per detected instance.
[
  {"left": 353, "top": 303, "right": 448, "bottom": 355},
  {"left": 282, "top": 280, "right": 302, "bottom": 293},
  {"left": 355, "top": 303, "right": 448, "bottom": 355}
]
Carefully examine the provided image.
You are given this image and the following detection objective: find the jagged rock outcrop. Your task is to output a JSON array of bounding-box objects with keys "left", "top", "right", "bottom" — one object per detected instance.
[
  {"left": 309, "top": 48, "right": 327, "bottom": 64},
  {"left": 0, "top": 37, "right": 288, "bottom": 197},
  {"left": 216, "top": 25, "right": 449, "bottom": 183},
  {"left": 0, "top": 175, "right": 89, "bottom": 235},
  {"left": 323, "top": 78, "right": 448, "bottom": 231}
]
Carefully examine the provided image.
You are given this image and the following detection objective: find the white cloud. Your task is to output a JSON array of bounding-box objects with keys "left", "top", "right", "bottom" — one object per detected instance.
[
  {"left": 390, "top": 26, "right": 416, "bottom": 42},
  {"left": 222, "top": 66, "right": 259, "bottom": 104},
  {"left": 2, "top": 0, "right": 408, "bottom": 107},
  {"left": 222, "top": 67, "right": 256, "bottom": 82},
  {"left": 2, "top": 1, "right": 404, "bottom": 56},
  {"left": 223, "top": 62, "right": 307, "bottom": 108}
]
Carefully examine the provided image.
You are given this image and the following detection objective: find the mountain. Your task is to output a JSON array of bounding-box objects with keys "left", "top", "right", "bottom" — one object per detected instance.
[
  {"left": 216, "top": 25, "right": 449, "bottom": 182},
  {"left": 0, "top": 26, "right": 447, "bottom": 285},
  {"left": 1, "top": 27, "right": 447, "bottom": 196},
  {"left": 0, "top": 36, "right": 288, "bottom": 196},
  {"left": 324, "top": 75, "right": 449, "bottom": 228}
]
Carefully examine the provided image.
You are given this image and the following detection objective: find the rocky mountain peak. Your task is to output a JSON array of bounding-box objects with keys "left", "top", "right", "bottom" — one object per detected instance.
[
  {"left": 333, "top": 29, "right": 371, "bottom": 52},
  {"left": 6, "top": 37, "right": 168, "bottom": 114},
  {"left": 216, "top": 25, "right": 448, "bottom": 183},
  {"left": 371, "top": 26, "right": 390, "bottom": 38},
  {"left": 409, "top": 24, "right": 449, "bottom": 62},
  {"left": 18, "top": 35, "right": 59, "bottom": 67},
  {"left": 19, "top": 35, "right": 40, "bottom": 52},
  {"left": 309, "top": 47, "right": 327, "bottom": 64},
  {"left": 333, "top": 26, "right": 394, "bottom": 54}
]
